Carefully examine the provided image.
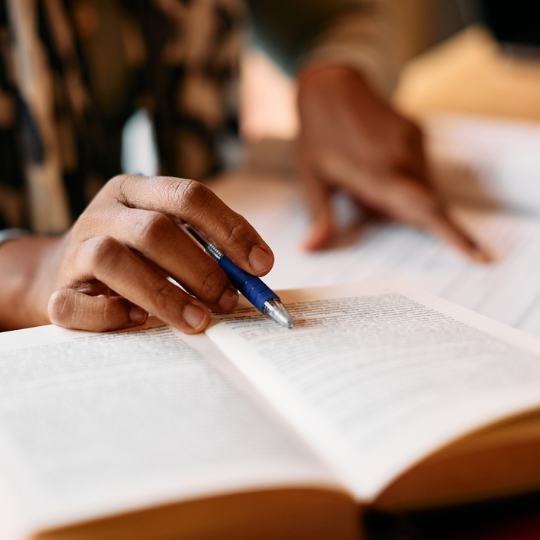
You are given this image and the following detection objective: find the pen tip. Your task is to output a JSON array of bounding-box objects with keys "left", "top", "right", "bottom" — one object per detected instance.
[{"left": 264, "top": 298, "right": 295, "bottom": 329}]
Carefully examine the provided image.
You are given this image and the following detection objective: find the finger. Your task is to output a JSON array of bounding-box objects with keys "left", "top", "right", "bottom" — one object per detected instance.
[
  {"left": 75, "top": 236, "right": 211, "bottom": 334},
  {"left": 352, "top": 201, "right": 386, "bottom": 224},
  {"left": 398, "top": 148, "right": 490, "bottom": 261},
  {"left": 326, "top": 162, "right": 490, "bottom": 262},
  {"left": 113, "top": 175, "right": 274, "bottom": 276},
  {"left": 109, "top": 208, "right": 239, "bottom": 312},
  {"left": 379, "top": 175, "right": 491, "bottom": 262},
  {"left": 422, "top": 210, "right": 492, "bottom": 263},
  {"left": 297, "top": 162, "right": 336, "bottom": 251},
  {"left": 48, "top": 290, "right": 148, "bottom": 332},
  {"left": 401, "top": 122, "right": 428, "bottom": 182}
]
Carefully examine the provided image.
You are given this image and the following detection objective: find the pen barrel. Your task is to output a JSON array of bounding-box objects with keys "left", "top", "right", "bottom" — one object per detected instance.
[{"left": 218, "top": 256, "right": 276, "bottom": 313}]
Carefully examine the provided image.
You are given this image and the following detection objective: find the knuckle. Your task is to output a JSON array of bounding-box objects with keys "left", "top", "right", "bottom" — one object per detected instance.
[
  {"left": 225, "top": 215, "right": 253, "bottom": 249},
  {"left": 152, "top": 280, "right": 177, "bottom": 313},
  {"left": 87, "top": 236, "right": 123, "bottom": 271},
  {"left": 172, "top": 179, "right": 211, "bottom": 211},
  {"left": 109, "top": 174, "right": 127, "bottom": 187},
  {"left": 100, "top": 298, "right": 129, "bottom": 329},
  {"left": 134, "top": 212, "right": 171, "bottom": 244},
  {"left": 197, "top": 266, "right": 227, "bottom": 303},
  {"left": 109, "top": 174, "right": 129, "bottom": 198}
]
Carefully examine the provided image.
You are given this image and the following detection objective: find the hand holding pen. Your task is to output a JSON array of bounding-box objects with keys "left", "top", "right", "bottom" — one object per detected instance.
[{"left": 40, "top": 175, "right": 287, "bottom": 334}]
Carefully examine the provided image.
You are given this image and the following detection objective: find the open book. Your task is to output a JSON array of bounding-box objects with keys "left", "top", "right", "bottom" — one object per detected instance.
[{"left": 2, "top": 282, "right": 540, "bottom": 540}]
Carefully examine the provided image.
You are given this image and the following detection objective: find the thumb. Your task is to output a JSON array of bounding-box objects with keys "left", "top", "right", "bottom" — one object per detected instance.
[
  {"left": 298, "top": 163, "right": 336, "bottom": 251},
  {"left": 383, "top": 174, "right": 490, "bottom": 262},
  {"left": 48, "top": 289, "right": 148, "bottom": 331}
]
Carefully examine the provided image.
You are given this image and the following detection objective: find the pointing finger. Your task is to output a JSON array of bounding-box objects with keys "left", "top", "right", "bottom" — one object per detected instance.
[{"left": 297, "top": 161, "right": 336, "bottom": 251}]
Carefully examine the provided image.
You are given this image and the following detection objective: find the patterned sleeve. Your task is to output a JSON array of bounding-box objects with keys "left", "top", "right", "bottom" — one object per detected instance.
[
  {"left": 0, "top": 0, "right": 27, "bottom": 230},
  {"left": 246, "top": 0, "right": 399, "bottom": 96}
]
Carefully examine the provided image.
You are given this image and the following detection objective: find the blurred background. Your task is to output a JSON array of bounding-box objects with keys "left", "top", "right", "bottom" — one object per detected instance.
[
  {"left": 240, "top": 0, "right": 540, "bottom": 141},
  {"left": 231, "top": 0, "right": 485, "bottom": 143},
  {"left": 124, "top": 0, "right": 540, "bottom": 175}
]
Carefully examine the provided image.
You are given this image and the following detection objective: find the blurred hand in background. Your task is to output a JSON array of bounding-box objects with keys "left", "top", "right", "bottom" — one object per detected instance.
[{"left": 296, "top": 64, "right": 488, "bottom": 262}]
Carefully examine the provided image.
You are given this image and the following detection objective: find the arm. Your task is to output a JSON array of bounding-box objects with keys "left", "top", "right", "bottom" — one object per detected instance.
[{"left": 0, "top": 175, "right": 274, "bottom": 333}]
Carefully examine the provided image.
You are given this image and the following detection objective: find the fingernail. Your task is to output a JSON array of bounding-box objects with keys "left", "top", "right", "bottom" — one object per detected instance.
[
  {"left": 184, "top": 303, "right": 206, "bottom": 330},
  {"left": 249, "top": 245, "right": 273, "bottom": 274},
  {"left": 129, "top": 307, "right": 147, "bottom": 324},
  {"left": 218, "top": 287, "right": 238, "bottom": 311}
]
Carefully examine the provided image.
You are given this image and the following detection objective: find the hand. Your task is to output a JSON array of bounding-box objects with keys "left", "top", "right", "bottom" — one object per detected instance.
[
  {"left": 296, "top": 64, "right": 488, "bottom": 261},
  {"left": 7, "top": 175, "right": 274, "bottom": 333}
]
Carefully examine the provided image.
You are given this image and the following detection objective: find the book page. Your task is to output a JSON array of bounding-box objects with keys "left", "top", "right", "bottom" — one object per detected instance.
[
  {"left": 212, "top": 173, "right": 540, "bottom": 337},
  {"left": 0, "top": 320, "right": 335, "bottom": 539},
  {"left": 207, "top": 282, "right": 540, "bottom": 501}
]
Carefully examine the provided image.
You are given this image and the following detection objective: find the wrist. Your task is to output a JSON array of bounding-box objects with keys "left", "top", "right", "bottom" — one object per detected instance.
[{"left": 0, "top": 235, "right": 64, "bottom": 330}]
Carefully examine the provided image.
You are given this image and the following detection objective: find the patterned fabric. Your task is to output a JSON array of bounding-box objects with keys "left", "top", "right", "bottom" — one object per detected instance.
[
  {"left": 0, "top": 0, "right": 397, "bottom": 236},
  {"left": 0, "top": 0, "right": 244, "bottom": 234}
]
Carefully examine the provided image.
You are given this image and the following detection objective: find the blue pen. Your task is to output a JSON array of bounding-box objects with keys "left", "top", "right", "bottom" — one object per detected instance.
[{"left": 184, "top": 225, "right": 295, "bottom": 329}]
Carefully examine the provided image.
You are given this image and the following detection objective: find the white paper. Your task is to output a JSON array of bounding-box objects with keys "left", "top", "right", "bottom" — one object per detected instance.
[
  {"left": 207, "top": 282, "right": 540, "bottom": 500},
  {"left": 0, "top": 321, "right": 331, "bottom": 537}
]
